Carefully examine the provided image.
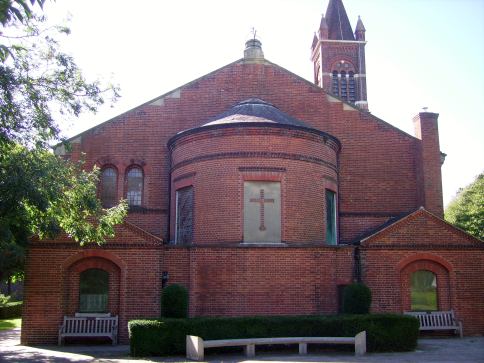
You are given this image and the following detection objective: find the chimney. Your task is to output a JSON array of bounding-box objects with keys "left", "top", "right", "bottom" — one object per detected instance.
[{"left": 413, "top": 112, "right": 444, "bottom": 217}]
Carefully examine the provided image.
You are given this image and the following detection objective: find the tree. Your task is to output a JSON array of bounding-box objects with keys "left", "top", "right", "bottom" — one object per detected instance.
[
  {"left": 0, "top": 1, "right": 127, "bottom": 284},
  {"left": 445, "top": 173, "right": 484, "bottom": 241}
]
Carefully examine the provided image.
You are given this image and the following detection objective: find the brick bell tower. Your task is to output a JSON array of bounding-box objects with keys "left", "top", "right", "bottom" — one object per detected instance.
[{"left": 311, "top": 0, "right": 368, "bottom": 110}]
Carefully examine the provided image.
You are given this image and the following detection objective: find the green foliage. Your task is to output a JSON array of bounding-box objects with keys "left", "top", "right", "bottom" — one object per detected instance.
[
  {"left": 0, "top": 317, "right": 21, "bottom": 330},
  {"left": 342, "top": 283, "right": 372, "bottom": 314},
  {"left": 0, "top": 1, "right": 45, "bottom": 26},
  {"left": 128, "top": 314, "right": 419, "bottom": 357},
  {"left": 161, "top": 284, "right": 188, "bottom": 318},
  {"left": 445, "top": 173, "right": 484, "bottom": 240},
  {"left": 0, "top": 1, "right": 125, "bottom": 281},
  {"left": 0, "top": 301, "right": 22, "bottom": 318},
  {"left": 0, "top": 294, "right": 11, "bottom": 307},
  {"left": 0, "top": 143, "right": 128, "bottom": 281}
]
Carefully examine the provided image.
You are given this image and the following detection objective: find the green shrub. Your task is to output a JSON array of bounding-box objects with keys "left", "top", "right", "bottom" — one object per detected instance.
[
  {"left": 342, "top": 283, "right": 372, "bottom": 314},
  {"left": 0, "top": 301, "right": 23, "bottom": 319},
  {"left": 128, "top": 314, "right": 419, "bottom": 357},
  {"left": 161, "top": 284, "right": 188, "bottom": 318},
  {"left": 0, "top": 294, "right": 11, "bottom": 307}
]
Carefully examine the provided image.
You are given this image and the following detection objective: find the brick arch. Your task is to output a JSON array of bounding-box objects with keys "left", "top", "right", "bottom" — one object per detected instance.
[
  {"left": 61, "top": 249, "right": 127, "bottom": 271},
  {"left": 61, "top": 250, "right": 126, "bottom": 317},
  {"left": 329, "top": 58, "right": 356, "bottom": 73},
  {"left": 399, "top": 256, "right": 452, "bottom": 312},
  {"left": 397, "top": 253, "right": 453, "bottom": 273}
]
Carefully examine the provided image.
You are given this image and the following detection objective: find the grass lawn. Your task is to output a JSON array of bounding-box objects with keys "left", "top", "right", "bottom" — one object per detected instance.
[{"left": 0, "top": 318, "right": 21, "bottom": 331}]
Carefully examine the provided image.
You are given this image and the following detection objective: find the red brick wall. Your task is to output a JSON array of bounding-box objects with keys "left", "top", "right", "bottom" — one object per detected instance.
[
  {"left": 164, "top": 246, "right": 355, "bottom": 317},
  {"left": 170, "top": 126, "right": 338, "bottom": 244},
  {"left": 63, "top": 60, "right": 435, "bottom": 242},
  {"left": 21, "top": 242, "right": 162, "bottom": 345},
  {"left": 361, "top": 212, "right": 484, "bottom": 336}
]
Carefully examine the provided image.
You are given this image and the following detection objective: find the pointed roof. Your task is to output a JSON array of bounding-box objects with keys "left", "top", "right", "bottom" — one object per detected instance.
[
  {"left": 325, "top": 0, "right": 355, "bottom": 40},
  {"left": 355, "top": 16, "right": 366, "bottom": 32},
  {"left": 359, "top": 207, "right": 484, "bottom": 248}
]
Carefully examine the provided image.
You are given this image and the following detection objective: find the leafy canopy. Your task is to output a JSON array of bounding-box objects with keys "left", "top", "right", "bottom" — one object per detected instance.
[
  {"left": 445, "top": 173, "right": 484, "bottom": 240},
  {"left": 0, "top": 1, "right": 126, "bottom": 282}
]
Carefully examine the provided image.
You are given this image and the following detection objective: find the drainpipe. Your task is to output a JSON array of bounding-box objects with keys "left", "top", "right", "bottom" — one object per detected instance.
[{"left": 353, "top": 246, "right": 362, "bottom": 283}]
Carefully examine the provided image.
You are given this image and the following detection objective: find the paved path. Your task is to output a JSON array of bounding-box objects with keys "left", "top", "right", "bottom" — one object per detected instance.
[{"left": 1, "top": 328, "right": 484, "bottom": 362}]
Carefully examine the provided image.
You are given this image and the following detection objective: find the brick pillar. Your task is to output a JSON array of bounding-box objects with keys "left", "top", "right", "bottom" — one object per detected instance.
[{"left": 413, "top": 112, "right": 444, "bottom": 217}]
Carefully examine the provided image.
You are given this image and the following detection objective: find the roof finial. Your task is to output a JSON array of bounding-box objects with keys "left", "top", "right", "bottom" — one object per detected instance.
[{"left": 251, "top": 27, "right": 257, "bottom": 40}]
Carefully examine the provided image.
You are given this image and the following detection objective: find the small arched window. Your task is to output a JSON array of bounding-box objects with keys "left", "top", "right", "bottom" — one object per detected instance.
[
  {"left": 79, "top": 269, "right": 109, "bottom": 313},
  {"left": 126, "top": 167, "right": 143, "bottom": 206},
  {"left": 411, "top": 270, "right": 437, "bottom": 311},
  {"left": 101, "top": 167, "right": 117, "bottom": 208},
  {"left": 332, "top": 71, "right": 339, "bottom": 96},
  {"left": 340, "top": 71, "right": 347, "bottom": 99},
  {"left": 348, "top": 72, "right": 356, "bottom": 103}
]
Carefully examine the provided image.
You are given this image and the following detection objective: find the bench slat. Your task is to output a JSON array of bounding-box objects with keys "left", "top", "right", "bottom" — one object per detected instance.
[
  {"left": 404, "top": 310, "right": 463, "bottom": 338},
  {"left": 58, "top": 316, "right": 118, "bottom": 345}
]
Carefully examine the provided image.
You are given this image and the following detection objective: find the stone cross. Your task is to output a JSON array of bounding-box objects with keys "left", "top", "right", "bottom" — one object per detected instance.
[{"left": 250, "top": 189, "right": 274, "bottom": 231}]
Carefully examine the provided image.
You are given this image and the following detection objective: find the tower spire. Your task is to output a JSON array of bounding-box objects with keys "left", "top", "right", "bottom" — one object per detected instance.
[
  {"left": 325, "top": 0, "right": 355, "bottom": 40},
  {"left": 310, "top": 0, "right": 369, "bottom": 110}
]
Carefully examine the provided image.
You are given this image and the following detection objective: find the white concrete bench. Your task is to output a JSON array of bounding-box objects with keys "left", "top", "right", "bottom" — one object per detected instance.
[
  {"left": 186, "top": 331, "right": 366, "bottom": 361},
  {"left": 58, "top": 314, "right": 118, "bottom": 345},
  {"left": 404, "top": 310, "right": 463, "bottom": 338}
]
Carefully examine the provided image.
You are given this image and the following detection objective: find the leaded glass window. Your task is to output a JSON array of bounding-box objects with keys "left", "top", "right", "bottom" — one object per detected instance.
[
  {"left": 127, "top": 167, "right": 143, "bottom": 206},
  {"left": 79, "top": 269, "right": 109, "bottom": 313},
  {"left": 325, "top": 189, "right": 337, "bottom": 245},
  {"left": 340, "top": 71, "right": 347, "bottom": 99},
  {"left": 349, "top": 72, "right": 356, "bottom": 103},
  {"left": 332, "top": 71, "right": 339, "bottom": 96},
  {"left": 411, "top": 270, "right": 437, "bottom": 311},
  {"left": 101, "top": 167, "right": 117, "bottom": 208},
  {"left": 175, "top": 186, "right": 193, "bottom": 244}
]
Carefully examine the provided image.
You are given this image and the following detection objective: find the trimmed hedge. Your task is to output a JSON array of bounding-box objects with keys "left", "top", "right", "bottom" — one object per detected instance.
[
  {"left": 161, "top": 284, "right": 188, "bottom": 318},
  {"left": 343, "top": 283, "right": 372, "bottom": 314},
  {"left": 129, "top": 314, "right": 419, "bottom": 357},
  {"left": 0, "top": 301, "right": 22, "bottom": 319}
]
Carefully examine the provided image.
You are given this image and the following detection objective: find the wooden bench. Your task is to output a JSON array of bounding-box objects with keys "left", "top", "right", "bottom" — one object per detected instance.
[
  {"left": 404, "top": 310, "right": 463, "bottom": 338},
  {"left": 186, "top": 331, "right": 366, "bottom": 361},
  {"left": 58, "top": 314, "right": 118, "bottom": 345}
]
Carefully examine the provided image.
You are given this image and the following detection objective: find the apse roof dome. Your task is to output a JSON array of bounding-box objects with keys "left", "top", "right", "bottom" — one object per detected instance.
[
  {"left": 168, "top": 98, "right": 341, "bottom": 152},
  {"left": 203, "top": 98, "right": 310, "bottom": 128}
]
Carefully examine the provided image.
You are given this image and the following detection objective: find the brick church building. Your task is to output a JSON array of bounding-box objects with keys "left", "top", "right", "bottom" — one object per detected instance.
[{"left": 22, "top": 0, "right": 483, "bottom": 344}]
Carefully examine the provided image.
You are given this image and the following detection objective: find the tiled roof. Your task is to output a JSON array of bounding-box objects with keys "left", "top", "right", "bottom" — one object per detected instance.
[{"left": 326, "top": 0, "right": 355, "bottom": 40}]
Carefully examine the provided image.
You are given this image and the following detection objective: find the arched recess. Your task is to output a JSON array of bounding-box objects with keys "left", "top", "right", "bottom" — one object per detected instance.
[
  {"left": 61, "top": 250, "right": 126, "bottom": 317},
  {"left": 398, "top": 254, "right": 453, "bottom": 312}
]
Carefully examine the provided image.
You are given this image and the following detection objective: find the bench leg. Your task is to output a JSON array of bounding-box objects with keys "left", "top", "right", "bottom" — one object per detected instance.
[
  {"left": 186, "top": 335, "right": 204, "bottom": 361},
  {"left": 245, "top": 344, "right": 255, "bottom": 358},
  {"left": 355, "top": 331, "right": 366, "bottom": 356},
  {"left": 299, "top": 343, "right": 307, "bottom": 355}
]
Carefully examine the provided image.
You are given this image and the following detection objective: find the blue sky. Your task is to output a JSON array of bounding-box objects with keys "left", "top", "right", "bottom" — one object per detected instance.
[{"left": 43, "top": 0, "right": 484, "bottom": 207}]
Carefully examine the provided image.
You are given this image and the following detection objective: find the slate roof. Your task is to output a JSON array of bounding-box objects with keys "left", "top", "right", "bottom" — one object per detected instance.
[
  {"left": 203, "top": 98, "right": 310, "bottom": 128},
  {"left": 326, "top": 0, "right": 355, "bottom": 40}
]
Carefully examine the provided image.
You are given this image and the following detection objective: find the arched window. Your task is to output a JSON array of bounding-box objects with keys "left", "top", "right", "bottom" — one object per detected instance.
[
  {"left": 332, "top": 71, "right": 339, "bottom": 96},
  {"left": 348, "top": 72, "right": 356, "bottom": 103},
  {"left": 126, "top": 167, "right": 143, "bottom": 206},
  {"left": 101, "top": 167, "right": 117, "bottom": 208},
  {"left": 79, "top": 269, "right": 109, "bottom": 313},
  {"left": 411, "top": 270, "right": 437, "bottom": 311}
]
